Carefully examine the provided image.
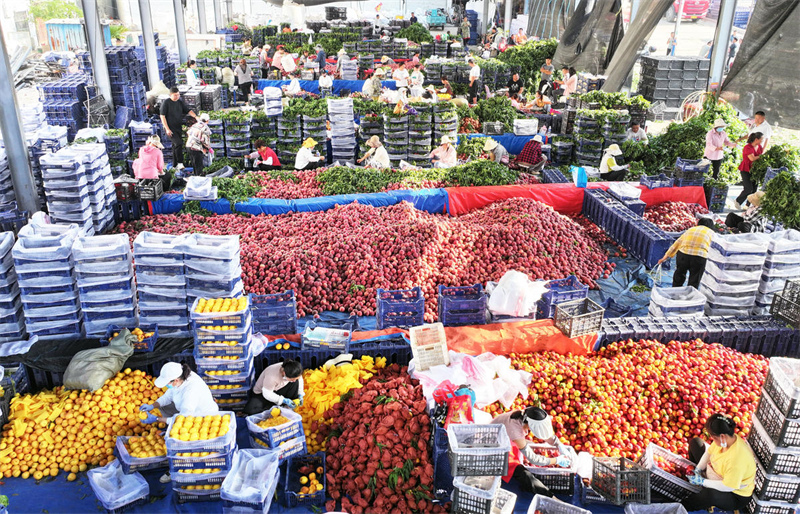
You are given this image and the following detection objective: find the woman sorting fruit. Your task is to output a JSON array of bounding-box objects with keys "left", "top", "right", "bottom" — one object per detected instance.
[
  {"left": 244, "top": 359, "right": 304, "bottom": 416},
  {"left": 682, "top": 413, "right": 755, "bottom": 512},
  {"left": 491, "top": 406, "right": 572, "bottom": 496},
  {"left": 139, "top": 362, "right": 219, "bottom": 483}
]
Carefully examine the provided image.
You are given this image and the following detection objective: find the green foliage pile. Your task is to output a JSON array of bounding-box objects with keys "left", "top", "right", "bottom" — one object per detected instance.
[
  {"left": 496, "top": 39, "right": 558, "bottom": 87},
  {"left": 762, "top": 172, "right": 800, "bottom": 229},
  {"left": 749, "top": 144, "right": 800, "bottom": 187},
  {"left": 396, "top": 23, "right": 434, "bottom": 44}
]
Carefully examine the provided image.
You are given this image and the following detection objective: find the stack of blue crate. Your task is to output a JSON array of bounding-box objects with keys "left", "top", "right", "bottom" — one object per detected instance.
[
  {"left": 14, "top": 223, "right": 83, "bottom": 341},
  {"left": 0, "top": 149, "right": 16, "bottom": 212},
  {"left": 75, "top": 51, "right": 92, "bottom": 75},
  {"left": 134, "top": 232, "right": 192, "bottom": 338},
  {"left": 40, "top": 148, "right": 95, "bottom": 235},
  {"left": 28, "top": 125, "right": 69, "bottom": 209},
  {"left": 105, "top": 46, "right": 147, "bottom": 121},
  {"left": 72, "top": 143, "right": 114, "bottom": 233},
  {"left": 39, "top": 76, "right": 89, "bottom": 141},
  {"left": 133, "top": 39, "right": 176, "bottom": 90},
  {"left": 0, "top": 232, "right": 25, "bottom": 344},
  {"left": 183, "top": 234, "right": 243, "bottom": 308},
  {"left": 73, "top": 233, "right": 138, "bottom": 336}
]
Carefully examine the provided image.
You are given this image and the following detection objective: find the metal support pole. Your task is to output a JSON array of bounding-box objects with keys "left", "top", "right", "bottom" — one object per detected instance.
[
  {"left": 631, "top": 0, "right": 640, "bottom": 23},
  {"left": 80, "top": 0, "right": 114, "bottom": 111},
  {"left": 173, "top": 0, "right": 189, "bottom": 63},
  {"left": 225, "top": 0, "right": 233, "bottom": 24},
  {"left": 213, "top": 0, "right": 223, "bottom": 31},
  {"left": 672, "top": 0, "right": 686, "bottom": 53},
  {"left": 197, "top": 0, "right": 208, "bottom": 33},
  {"left": 0, "top": 23, "right": 39, "bottom": 213},
  {"left": 524, "top": 0, "right": 531, "bottom": 15},
  {"left": 483, "top": 0, "right": 491, "bottom": 34},
  {"left": 138, "top": 0, "right": 161, "bottom": 89},
  {"left": 708, "top": 0, "right": 737, "bottom": 90},
  {"left": 504, "top": 0, "right": 513, "bottom": 31}
]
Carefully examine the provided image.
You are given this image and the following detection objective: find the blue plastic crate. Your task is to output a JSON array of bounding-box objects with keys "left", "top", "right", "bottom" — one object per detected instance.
[
  {"left": 252, "top": 318, "right": 297, "bottom": 336},
  {"left": 601, "top": 298, "right": 633, "bottom": 318},
  {"left": 376, "top": 287, "right": 425, "bottom": 329},
  {"left": 640, "top": 174, "right": 674, "bottom": 189},
  {"left": 284, "top": 452, "right": 326, "bottom": 508},
  {"left": 438, "top": 284, "right": 487, "bottom": 327},
  {"left": 674, "top": 157, "right": 710, "bottom": 176},
  {"left": 763, "top": 167, "right": 788, "bottom": 190},
  {"left": 541, "top": 276, "right": 589, "bottom": 306},
  {"left": 674, "top": 177, "right": 705, "bottom": 187},
  {"left": 102, "top": 324, "right": 158, "bottom": 352}
]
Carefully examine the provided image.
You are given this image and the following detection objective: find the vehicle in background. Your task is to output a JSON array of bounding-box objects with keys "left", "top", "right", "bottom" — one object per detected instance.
[{"left": 665, "top": 0, "right": 709, "bottom": 22}]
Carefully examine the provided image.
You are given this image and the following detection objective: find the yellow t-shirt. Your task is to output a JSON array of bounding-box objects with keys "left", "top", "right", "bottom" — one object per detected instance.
[{"left": 707, "top": 435, "right": 756, "bottom": 496}]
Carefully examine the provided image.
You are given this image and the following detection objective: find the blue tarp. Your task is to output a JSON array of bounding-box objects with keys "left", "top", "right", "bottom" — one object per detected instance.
[
  {"left": 255, "top": 79, "right": 398, "bottom": 95},
  {"left": 457, "top": 133, "right": 537, "bottom": 155},
  {"left": 151, "top": 188, "right": 449, "bottom": 216}
]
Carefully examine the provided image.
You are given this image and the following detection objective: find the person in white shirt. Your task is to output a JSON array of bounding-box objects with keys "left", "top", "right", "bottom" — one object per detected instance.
[
  {"left": 392, "top": 62, "right": 410, "bottom": 88},
  {"left": 741, "top": 110, "right": 772, "bottom": 148},
  {"left": 625, "top": 121, "right": 649, "bottom": 143},
  {"left": 468, "top": 59, "right": 481, "bottom": 104},
  {"left": 319, "top": 69, "right": 334, "bottom": 96},
  {"left": 244, "top": 360, "right": 304, "bottom": 415},
  {"left": 281, "top": 51, "right": 297, "bottom": 75},
  {"left": 357, "top": 136, "right": 391, "bottom": 168},
  {"left": 283, "top": 73, "right": 302, "bottom": 95},
  {"left": 295, "top": 138, "right": 324, "bottom": 170},
  {"left": 410, "top": 65, "right": 425, "bottom": 86},
  {"left": 185, "top": 60, "right": 199, "bottom": 86},
  {"left": 139, "top": 362, "right": 219, "bottom": 483}
]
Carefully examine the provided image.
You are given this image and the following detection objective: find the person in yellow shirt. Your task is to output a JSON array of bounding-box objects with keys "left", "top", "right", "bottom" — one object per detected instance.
[
  {"left": 657, "top": 218, "right": 715, "bottom": 288},
  {"left": 682, "top": 413, "right": 755, "bottom": 512}
]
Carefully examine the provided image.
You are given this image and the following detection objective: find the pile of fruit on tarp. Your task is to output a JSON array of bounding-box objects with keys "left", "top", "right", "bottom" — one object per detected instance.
[
  {"left": 118, "top": 199, "right": 615, "bottom": 319},
  {"left": 644, "top": 201, "right": 710, "bottom": 232},
  {"left": 0, "top": 369, "right": 166, "bottom": 479},
  {"left": 493, "top": 339, "right": 768, "bottom": 459}
]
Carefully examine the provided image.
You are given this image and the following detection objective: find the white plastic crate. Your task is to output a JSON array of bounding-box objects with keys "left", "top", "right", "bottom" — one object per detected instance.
[
  {"left": 452, "top": 475, "right": 501, "bottom": 514},
  {"left": 649, "top": 286, "right": 706, "bottom": 317},
  {"left": 491, "top": 488, "right": 517, "bottom": 514},
  {"left": 87, "top": 460, "right": 149, "bottom": 513},
  {"left": 447, "top": 424, "right": 511, "bottom": 476},
  {"left": 527, "top": 494, "right": 591, "bottom": 514},
  {"left": 409, "top": 322, "right": 449, "bottom": 371}
]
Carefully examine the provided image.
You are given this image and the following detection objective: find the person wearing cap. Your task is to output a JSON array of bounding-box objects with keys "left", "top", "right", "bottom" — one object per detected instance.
[
  {"left": 430, "top": 136, "right": 457, "bottom": 168},
  {"left": 515, "top": 134, "right": 547, "bottom": 171},
  {"left": 159, "top": 87, "right": 197, "bottom": 168},
  {"left": 244, "top": 360, "right": 304, "bottom": 416},
  {"left": 247, "top": 139, "right": 281, "bottom": 171},
  {"left": 185, "top": 113, "right": 213, "bottom": 175},
  {"left": 362, "top": 69, "right": 384, "bottom": 99},
  {"left": 484, "top": 138, "right": 509, "bottom": 164},
  {"left": 357, "top": 136, "right": 390, "bottom": 168},
  {"left": 726, "top": 191, "right": 768, "bottom": 233},
  {"left": 319, "top": 69, "right": 334, "bottom": 97},
  {"left": 491, "top": 406, "right": 572, "bottom": 495},
  {"left": 133, "top": 135, "right": 165, "bottom": 180},
  {"left": 599, "top": 144, "right": 629, "bottom": 181},
  {"left": 467, "top": 59, "right": 481, "bottom": 104},
  {"left": 336, "top": 48, "right": 349, "bottom": 77},
  {"left": 139, "top": 361, "right": 218, "bottom": 482},
  {"left": 295, "top": 138, "right": 324, "bottom": 170},
  {"left": 734, "top": 131, "right": 764, "bottom": 209},
  {"left": 658, "top": 217, "right": 716, "bottom": 287},
  {"left": 704, "top": 118, "right": 737, "bottom": 179}
]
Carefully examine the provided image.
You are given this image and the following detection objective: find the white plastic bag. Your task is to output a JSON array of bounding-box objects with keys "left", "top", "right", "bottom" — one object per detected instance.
[
  {"left": 220, "top": 449, "right": 280, "bottom": 507},
  {"left": 185, "top": 176, "right": 213, "bottom": 198},
  {"left": 487, "top": 270, "right": 548, "bottom": 317},
  {"left": 87, "top": 460, "right": 149, "bottom": 511},
  {"left": 608, "top": 182, "right": 642, "bottom": 201}
]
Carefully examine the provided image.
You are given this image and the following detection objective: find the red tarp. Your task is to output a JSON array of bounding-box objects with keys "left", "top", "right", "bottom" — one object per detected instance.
[{"left": 446, "top": 182, "right": 708, "bottom": 216}]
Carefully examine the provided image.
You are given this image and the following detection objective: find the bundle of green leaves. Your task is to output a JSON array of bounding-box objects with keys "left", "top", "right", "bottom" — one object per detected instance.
[
  {"left": 749, "top": 144, "right": 800, "bottom": 187},
  {"left": 396, "top": 23, "right": 434, "bottom": 44},
  {"left": 496, "top": 39, "right": 558, "bottom": 87},
  {"left": 762, "top": 171, "right": 800, "bottom": 229}
]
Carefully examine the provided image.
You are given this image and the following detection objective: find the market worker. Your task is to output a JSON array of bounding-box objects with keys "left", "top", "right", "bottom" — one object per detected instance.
[
  {"left": 657, "top": 217, "right": 715, "bottom": 288},
  {"left": 295, "top": 138, "right": 324, "bottom": 170},
  {"left": 682, "top": 413, "right": 755, "bottom": 512},
  {"left": 271, "top": 45, "right": 286, "bottom": 76},
  {"left": 467, "top": 59, "right": 481, "bottom": 104},
  {"left": 132, "top": 135, "right": 165, "bottom": 179},
  {"left": 507, "top": 72, "right": 524, "bottom": 98},
  {"left": 234, "top": 58, "right": 254, "bottom": 104},
  {"left": 704, "top": 118, "right": 737, "bottom": 179},
  {"left": 539, "top": 57, "right": 555, "bottom": 92},
  {"left": 185, "top": 60, "right": 200, "bottom": 86},
  {"left": 599, "top": 143, "right": 629, "bottom": 181},
  {"left": 244, "top": 360, "right": 304, "bottom": 416},
  {"left": 625, "top": 121, "right": 648, "bottom": 143},
  {"left": 357, "top": 135, "right": 391, "bottom": 168},
  {"left": 484, "top": 138, "right": 509, "bottom": 164},
  {"left": 743, "top": 110, "right": 771, "bottom": 147},
  {"left": 531, "top": 90, "right": 551, "bottom": 113},
  {"left": 247, "top": 139, "right": 281, "bottom": 171},
  {"left": 362, "top": 68, "right": 384, "bottom": 99},
  {"left": 430, "top": 135, "right": 457, "bottom": 168},
  {"left": 513, "top": 28, "right": 528, "bottom": 45},
  {"left": 461, "top": 18, "right": 472, "bottom": 47},
  {"left": 139, "top": 361, "right": 218, "bottom": 483},
  {"left": 409, "top": 12, "right": 418, "bottom": 24},
  {"left": 319, "top": 69, "right": 334, "bottom": 97},
  {"left": 381, "top": 55, "right": 396, "bottom": 68},
  {"left": 734, "top": 131, "right": 764, "bottom": 209},
  {"left": 492, "top": 406, "right": 571, "bottom": 495},
  {"left": 283, "top": 72, "right": 302, "bottom": 96},
  {"left": 160, "top": 87, "right": 197, "bottom": 168},
  {"left": 392, "top": 61, "right": 410, "bottom": 88},
  {"left": 185, "top": 113, "right": 213, "bottom": 175},
  {"left": 726, "top": 191, "right": 768, "bottom": 233},
  {"left": 439, "top": 77, "right": 454, "bottom": 97},
  {"left": 515, "top": 134, "right": 547, "bottom": 172}
]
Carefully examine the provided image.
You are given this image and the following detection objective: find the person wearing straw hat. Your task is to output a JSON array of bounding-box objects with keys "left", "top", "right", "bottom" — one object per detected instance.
[
  {"left": 484, "top": 138, "right": 509, "bottom": 164},
  {"left": 357, "top": 136, "right": 390, "bottom": 168},
  {"left": 704, "top": 118, "right": 737, "bottom": 179},
  {"left": 362, "top": 69, "right": 384, "bottom": 100},
  {"left": 491, "top": 406, "right": 572, "bottom": 495},
  {"left": 380, "top": 55, "right": 396, "bottom": 67},
  {"left": 430, "top": 135, "right": 457, "bottom": 168},
  {"left": 139, "top": 361, "right": 218, "bottom": 483},
  {"left": 599, "top": 143, "right": 629, "bottom": 181},
  {"left": 725, "top": 191, "right": 768, "bottom": 233},
  {"left": 132, "top": 135, "right": 165, "bottom": 180},
  {"left": 295, "top": 138, "right": 324, "bottom": 170}
]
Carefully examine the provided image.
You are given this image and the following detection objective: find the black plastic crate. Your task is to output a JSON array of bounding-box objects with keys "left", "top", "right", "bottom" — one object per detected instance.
[
  {"left": 756, "top": 391, "right": 800, "bottom": 447},
  {"left": 748, "top": 496, "right": 800, "bottom": 514},
  {"left": 749, "top": 417, "right": 800, "bottom": 475},
  {"left": 763, "top": 358, "right": 800, "bottom": 419},
  {"left": 754, "top": 460, "right": 800, "bottom": 503},
  {"left": 591, "top": 456, "right": 650, "bottom": 505},
  {"left": 137, "top": 178, "right": 163, "bottom": 201},
  {"left": 772, "top": 294, "right": 800, "bottom": 328}
]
